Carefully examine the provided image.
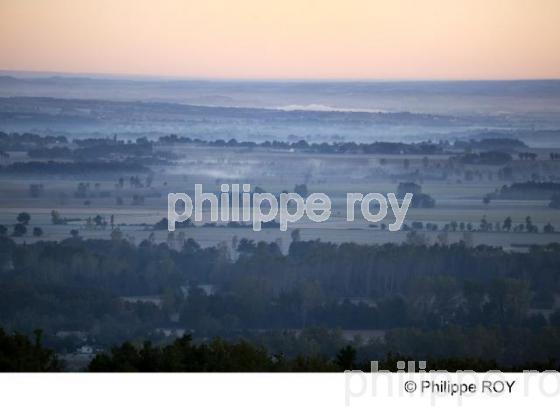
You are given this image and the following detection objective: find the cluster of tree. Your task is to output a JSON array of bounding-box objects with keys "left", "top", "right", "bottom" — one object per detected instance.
[
  {"left": 518, "top": 152, "right": 538, "bottom": 160},
  {"left": 455, "top": 151, "right": 512, "bottom": 166},
  {"left": 158, "top": 134, "right": 445, "bottom": 155},
  {"left": 489, "top": 182, "right": 560, "bottom": 200},
  {"left": 0, "top": 161, "right": 149, "bottom": 174},
  {"left": 154, "top": 217, "right": 194, "bottom": 230},
  {"left": 27, "top": 146, "right": 73, "bottom": 159},
  {"left": 88, "top": 330, "right": 560, "bottom": 372},
  {"left": 416, "top": 215, "right": 556, "bottom": 234},
  {"left": 419, "top": 215, "right": 546, "bottom": 234},
  {"left": 89, "top": 335, "right": 341, "bottom": 372},
  {"left": 397, "top": 182, "right": 435, "bottom": 208},
  {"left": 20, "top": 133, "right": 174, "bottom": 164},
  {"left": 453, "top": 138, "right": 527, "bottom": 152},
  {"left": 2, "top": 235, "right": 560, "bottom": 335},
  {"left": 6, "top": 326, "right": 560, "bottom": 372},
  {"left": 72, "top": 138, "right": 153, "bottom": 159},
  {"left": 1, "top": 235, "right": 560, "bottom": 368},
  {"left": 50, "top": 210, "right": 81, "bottom": 225},
  {"left": 0, "top": 212, "right": 43, "bottom": 238},
  {"left": 0, "top": 328, "right": 62, "bottom": 371},
  {"left": 0, "top": 131, "right": 67, "bottom": 151}
]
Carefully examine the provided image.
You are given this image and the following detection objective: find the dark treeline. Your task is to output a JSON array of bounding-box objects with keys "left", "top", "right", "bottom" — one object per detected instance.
[
  {"left": 454, "top": 137, "right": 527, "bottom": 152},
  {"left": 1, "top": 131, "right": 534, "bottom": 168},
  {"left": 27, "top": 143, "right": 153, "bottom": 160},
  {"left": 1, "top": 130, "right": 446, "bottom": 156},
  {"left": 27, "top": 137, "right": 176, "bottom": 164},
  {"left": 2, "top": 328, "right": 560, "bottom": 372},
  {"left": 0, "top": 131, "right": 67, "bottom": 149},
  {"left": 3, "top": 236, "right": 560, "bottom": 313},
  {"left": 0, "top": 131, "right": 172, "bottom": 164},
  {"left": 1, "top": 130, "right": 529, "bottom": 156},
  {"left": 87, "top": 333, "right": 560, "bottom": 372},
  {"left": 0, "top": 328, "right": 62, "bottom": 371},
  {"left": 159, "top": 134, "right": 446, "bottom": 155},
  {"left": 490, "top": 181, "right": 560, "bottom": 200},
  {"left": 0, "top": 161, "right": 150, "bottom": 174},
  {"left": 1, "top": 235, "right": 560, "bottom": 365},
  {"left": 158, "top": 135, "right": 530, "bottom": 156}
]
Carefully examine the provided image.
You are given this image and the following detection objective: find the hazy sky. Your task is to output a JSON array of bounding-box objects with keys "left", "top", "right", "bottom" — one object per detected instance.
[{"left": 1, "top": 0, "right": 559, "bottom": 80}]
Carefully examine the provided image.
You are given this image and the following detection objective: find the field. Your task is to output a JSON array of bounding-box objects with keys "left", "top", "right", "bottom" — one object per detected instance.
[{"left": 2, "top": 144, "right": 559, "bottom": 252}]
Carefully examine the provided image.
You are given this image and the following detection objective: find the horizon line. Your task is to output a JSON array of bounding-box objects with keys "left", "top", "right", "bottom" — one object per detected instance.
[{"left": 2, "top": 69, "right": 560, "bottom": 83}]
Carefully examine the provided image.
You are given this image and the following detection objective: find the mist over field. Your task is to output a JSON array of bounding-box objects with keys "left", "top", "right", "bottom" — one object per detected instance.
[
  {"left": 2, "top": 73, "right": 560, "bottom": 371},
  {"left": 2, "top": 74, "right": 560, "bottom": 114},
  {"left": 2, "top": 75, "right": 560, "bottom": 149}
]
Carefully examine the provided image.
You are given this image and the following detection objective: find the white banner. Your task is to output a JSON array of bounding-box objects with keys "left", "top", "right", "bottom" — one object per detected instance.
[{"left": 1, "top": 372, "right": 559, "bottom": 409}]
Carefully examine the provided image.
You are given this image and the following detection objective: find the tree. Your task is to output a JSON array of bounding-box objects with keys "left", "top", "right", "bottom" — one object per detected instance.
[
  {"left": 0, "top": 225, "right": 7, "bottom": 236},
  {"left": 12, "top": 223, "right": 27, "bottom": 237},
  {"left": 16, "top": 212, "right": 31, "bottom": 225},
  {"left": 32, "top": 227, "right": 43, "bottom": 237},
  {"left": 525, "top": 216, "right": 537, "bottom": 233},
  {"left": 93, "top": 215, "right": 105, "bottom": 227},
  {"left": 51, "top": 210, "right": 66, "bottom": 225},
  {"left": 335, "top": 345, "right": 357, "bottom": 370},
  {"left": 503, "top": 217, "right": 512, "bottom": 232},
  {"left": 480, "top": 216, "right": 490, "bottom": 232}
]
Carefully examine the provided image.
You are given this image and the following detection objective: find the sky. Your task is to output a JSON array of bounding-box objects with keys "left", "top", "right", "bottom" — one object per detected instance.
[{"left": 0, "top": 0, "right": 559, "bottom": 80}]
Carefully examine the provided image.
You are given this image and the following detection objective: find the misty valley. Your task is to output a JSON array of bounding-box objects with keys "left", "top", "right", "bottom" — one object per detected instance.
[{"left": 1, "top": 79, "right": 560, "bottom": 371}]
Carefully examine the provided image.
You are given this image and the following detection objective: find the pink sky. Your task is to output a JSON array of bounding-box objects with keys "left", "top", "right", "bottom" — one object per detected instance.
[{"left": 1, "top": 0, "right": 559, "bottom": 80}]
